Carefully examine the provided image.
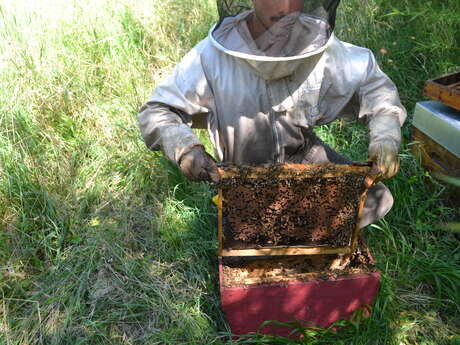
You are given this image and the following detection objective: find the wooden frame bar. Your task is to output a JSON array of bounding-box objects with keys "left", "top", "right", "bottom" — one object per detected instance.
[
  {"left": 217, "top": 189, "right": 223, "bottom": 255},
  {"left": 217, "top": 163, "right": 372, "bottom": 180},
  {"left": 221, "top": 247, "right": 351, "bottom": 257},
  {"left": 350, "top": 175, "right": 377, "bottom": 254}
]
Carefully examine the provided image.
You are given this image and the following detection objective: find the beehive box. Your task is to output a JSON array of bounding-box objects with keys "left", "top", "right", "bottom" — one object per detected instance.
[
  {"left": 219, "top": 241, "right": 380, "bottom": 336},
  {"left": 412, "top": 101, "right": 460, "bottom": 206},
  {"left": 217, "top": 163, "right": 375, "bottom": 257},
  {"left": 424, "top": 71, "right": 460, "bottom": 111}
]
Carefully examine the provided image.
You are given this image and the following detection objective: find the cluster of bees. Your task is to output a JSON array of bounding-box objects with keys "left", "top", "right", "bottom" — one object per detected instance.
[{"left": 220, "top": 174, "right": 367, "bottom": 247}]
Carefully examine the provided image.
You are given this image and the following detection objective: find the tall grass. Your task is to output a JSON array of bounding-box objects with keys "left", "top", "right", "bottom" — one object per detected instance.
[{"left": 0, "top": 0, "right": 459, "bottom": 344}]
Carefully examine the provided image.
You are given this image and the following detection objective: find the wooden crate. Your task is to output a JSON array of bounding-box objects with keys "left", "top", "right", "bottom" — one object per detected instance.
[
  {"left": 424, "top": 71, "right": 460, "bottom": 111},
  {"left": 217, "top": 163, "right": 376, "bottom": 257},
  {"left": 412, "top": 128, "right": 460, "bottom": 177}
]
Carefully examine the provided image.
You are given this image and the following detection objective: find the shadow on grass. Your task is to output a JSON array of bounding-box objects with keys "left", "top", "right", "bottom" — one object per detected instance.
[{"left": 2, "top": 151, "right": 458, "bottom": 344}]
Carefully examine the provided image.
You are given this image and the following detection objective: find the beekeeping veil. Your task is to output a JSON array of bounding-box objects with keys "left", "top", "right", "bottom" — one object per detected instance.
[{"left": 211, "top": 0, "right": 341, "bottom": 79}]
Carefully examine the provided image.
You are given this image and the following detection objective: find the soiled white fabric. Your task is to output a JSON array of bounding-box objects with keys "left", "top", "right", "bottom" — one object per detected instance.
[
  {"left": 138, "top": 26, "right": 406, "bottom": 165},
  {"left": 368, "top": 114, "right": 402, "bottom": 179}
]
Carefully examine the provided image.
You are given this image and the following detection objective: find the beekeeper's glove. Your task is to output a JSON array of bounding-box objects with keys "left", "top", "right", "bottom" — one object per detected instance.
[
  {"left": 368, "top": 114, "right": 402, "bottom": 180},
  {"left": 178, "top": 145, "right": 220, "bottom": 183}
]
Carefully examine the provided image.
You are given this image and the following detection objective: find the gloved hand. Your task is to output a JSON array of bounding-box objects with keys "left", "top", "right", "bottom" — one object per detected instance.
[
  {"left": 368, "top": 140, "right": 400, "bottom": 180},
  {"left": 368, "top": 114, "right": 402, "bottom": 180},
  {"left": 178, "top": 145, "right": 221, "bottom": 183}
]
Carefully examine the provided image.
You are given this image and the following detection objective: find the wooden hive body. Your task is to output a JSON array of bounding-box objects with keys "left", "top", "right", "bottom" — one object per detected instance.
[
  {"left": 411, "top": 100, "right": 460, "bottom": 206},
  {"left": 424, "top": 70, "right": 460, "bottom": 111},
  {"left": 219, "top": 241, "right": 381, "bottom": 336}
]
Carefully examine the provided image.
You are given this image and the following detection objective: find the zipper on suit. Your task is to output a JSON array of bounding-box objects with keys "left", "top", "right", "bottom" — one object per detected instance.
[
  {"left": 269, "top": 109, "right": 282, "bottom": 163},
  {"left": 266, "top": 82, "right": 282, "bottom": 163}
]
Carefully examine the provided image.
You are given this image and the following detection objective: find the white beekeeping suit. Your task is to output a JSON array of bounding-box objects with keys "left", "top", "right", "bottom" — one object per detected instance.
[{"left": 138, "top": 0, "right": 406, "bottom": 228}]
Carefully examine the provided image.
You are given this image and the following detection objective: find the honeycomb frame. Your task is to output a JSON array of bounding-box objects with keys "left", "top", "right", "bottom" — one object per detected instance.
[{"left": 217, "top": 163, "right": 376, "bottom": 257}]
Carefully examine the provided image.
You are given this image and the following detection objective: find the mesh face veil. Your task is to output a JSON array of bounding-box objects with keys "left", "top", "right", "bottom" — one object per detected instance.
[{"left": 213, "top": 0, "right": 341, "bottom": 58}]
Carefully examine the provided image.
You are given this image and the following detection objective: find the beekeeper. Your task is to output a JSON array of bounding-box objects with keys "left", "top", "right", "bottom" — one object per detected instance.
[{"left": 138, "top": 0, "right": 406, "bottom": 228}]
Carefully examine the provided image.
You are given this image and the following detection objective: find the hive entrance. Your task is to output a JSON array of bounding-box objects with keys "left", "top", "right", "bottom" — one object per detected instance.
[{"left": 217, "top": 164, "right": 374, "bottom": 257}]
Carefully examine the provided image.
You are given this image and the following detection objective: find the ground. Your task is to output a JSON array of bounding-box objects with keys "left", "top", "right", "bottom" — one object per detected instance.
[{"left": 0, "top": 0, "right": 459, "bottom": 344}]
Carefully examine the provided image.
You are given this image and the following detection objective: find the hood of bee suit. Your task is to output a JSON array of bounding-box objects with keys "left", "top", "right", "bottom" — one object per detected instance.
[{"left": 210, "top": 0, "right": 341, "bottom": 80}]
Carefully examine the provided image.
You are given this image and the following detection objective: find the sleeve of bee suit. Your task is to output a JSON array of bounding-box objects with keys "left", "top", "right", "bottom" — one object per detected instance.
[
  {"left": 138, "top": 40, "right": 214, "bottom": 164},
  {"left": 357, "top": 50, "right": 407, "bottom": 150}
]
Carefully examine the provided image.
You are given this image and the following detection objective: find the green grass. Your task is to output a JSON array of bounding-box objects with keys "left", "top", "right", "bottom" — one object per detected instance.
[{"left": 0, "top": 0, "right": 459, "bottom": 344}]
